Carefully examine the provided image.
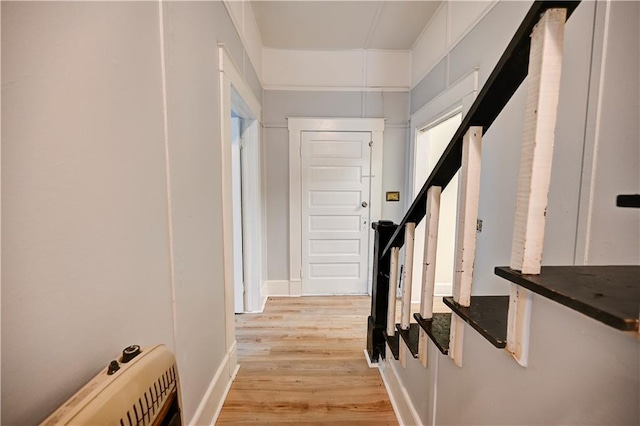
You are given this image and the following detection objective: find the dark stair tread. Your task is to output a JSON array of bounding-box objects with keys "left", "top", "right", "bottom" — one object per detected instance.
[
  {"left": 383, "top": 330, "right": 400, "bottom": 360},
  {"left": 443, "top": 296, "right": 509, "bottom": 348},
  {"left": 495, "top": 265, "right": 640, "bottom": 331},
  {"left": 414, "top": 312, "right": 451, "bottom": 355},
  {"left": 396, "top": 323, "right": 420, "bottom": 359}
]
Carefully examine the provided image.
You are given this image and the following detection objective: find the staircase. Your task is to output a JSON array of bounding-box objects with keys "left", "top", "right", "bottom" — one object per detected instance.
[{"left": 366, "top": 0, "right": 639, "bottom": 373}]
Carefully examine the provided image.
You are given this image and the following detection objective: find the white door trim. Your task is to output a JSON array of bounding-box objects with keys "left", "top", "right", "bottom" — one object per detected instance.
[
  {"left": 288, "top": 118, "right": 385, "bottom": 296},
  {"left": 219, "top": 44, "right": 264, "bottom": 368},
  {"left": 408, "top": 69, "right": 478, "bottom": 212}
]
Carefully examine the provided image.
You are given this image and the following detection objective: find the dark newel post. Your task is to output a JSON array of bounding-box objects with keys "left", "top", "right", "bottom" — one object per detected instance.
[{"left": 367, "top": 220, "right": 397, "bottom": 362}]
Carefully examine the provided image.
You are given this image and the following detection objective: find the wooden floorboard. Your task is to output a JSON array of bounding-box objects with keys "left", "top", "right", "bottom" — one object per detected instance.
[{"left": 216, "top": 296, "right": 398, "bottom": 425}]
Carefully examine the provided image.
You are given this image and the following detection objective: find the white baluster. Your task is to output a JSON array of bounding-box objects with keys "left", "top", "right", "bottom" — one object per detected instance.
[
  {"left": 449, "top": 126, "right": 483, "bottom": 367},
  {"left": 508, "top": 8, "right": 566, "bottom": 367},
  {"left": 387, "top": 247, "right": 400, "bottom": 337},
  {"left": 400, "top": 223, "right": 416, "bottom": 330},
  {"left": 418, "top": 186, "right": 442, "bottom": 367}
]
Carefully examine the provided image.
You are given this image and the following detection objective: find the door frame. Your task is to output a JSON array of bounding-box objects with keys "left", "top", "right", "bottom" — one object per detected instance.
[
  {"left": 407, "top": 69, "right": 478, "bottom": 301},
  {"left": 219, "top": 44, "right": 264, "bottom": 367},
  {"left": 288, "top": 118, "right": 385, "bottom": 296},
  {"left": 407, "top": 69, "right": 478, "bottom": 212},
  {"left": 411, "top": 111, "right": 462, "bottom": 300}
]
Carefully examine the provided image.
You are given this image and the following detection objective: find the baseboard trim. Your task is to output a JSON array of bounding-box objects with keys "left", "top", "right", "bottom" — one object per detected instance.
[
  {"left": 189, "top": 341, "right": 238, "bottom": 425},
  {"left": 242, "top": 282, "right": 268, "bottom": 313},
  {"left": 211, "top": 363, "right": 239, "bottom": 424},
  {"left": 363, "top": 349, "right": 377, "bottom": 368},
  {"left": 258, "top": 293, "right": 268, "bottom": 312},
  {"left": 289, "top": 279, "right": 302, "bottom": 296},
  {"left": 264, "top": 280, "right": 304, "bottom": 297},
  {"left": 259, "top": 281, "right": 269, "bottom": 312},
  {"left": 413, "top": 284, "right": 452, "bottom": 304},
  {"left": 264, "top": 280, "right": 290, "bottom": 296},
  {"left": 378, "top": 350, "right": 423, "bottom": 426},
  {"left": 434, "top": 282, "right": 452, "bottom": 296}
]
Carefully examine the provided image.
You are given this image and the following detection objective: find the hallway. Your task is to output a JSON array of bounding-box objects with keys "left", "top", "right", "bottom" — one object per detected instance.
[{"left": 217, "top": 296, "right": 397, "bottom": 424}]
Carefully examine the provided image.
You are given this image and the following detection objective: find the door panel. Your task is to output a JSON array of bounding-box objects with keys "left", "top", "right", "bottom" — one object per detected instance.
[
  {"left": 309, "top": 215, "right": 360, "bottom": 231},
  {"left": 309, "top": 191, "right": 361, "bottom": 207},
  {"left": 309, "top": 239, "right": 361, "bottom": 255},
  {"left": 301, "top": 131, "right": 371, "bottom": 295},
  {"left": 309, "top": 166, "right": 362, "bottom": 183}
]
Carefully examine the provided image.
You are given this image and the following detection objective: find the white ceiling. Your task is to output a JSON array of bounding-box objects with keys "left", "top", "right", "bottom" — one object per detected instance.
[{"left": 250, "top": 1, "right": 442, "bottom": 50}]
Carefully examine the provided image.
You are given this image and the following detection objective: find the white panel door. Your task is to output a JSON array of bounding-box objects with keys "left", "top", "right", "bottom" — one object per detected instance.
[{"left": 301, "top": 131, "right": 372, "bottom": 294}]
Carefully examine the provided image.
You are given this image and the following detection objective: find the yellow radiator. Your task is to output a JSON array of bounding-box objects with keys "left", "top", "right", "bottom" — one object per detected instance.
[{"left": 41, "top": 345, "right": 182, "bottom": 426}]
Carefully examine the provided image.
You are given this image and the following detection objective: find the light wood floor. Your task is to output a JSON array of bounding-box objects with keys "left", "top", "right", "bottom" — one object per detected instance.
[{"left": 216, "top": 296, "right": 398, "bottom": 425}]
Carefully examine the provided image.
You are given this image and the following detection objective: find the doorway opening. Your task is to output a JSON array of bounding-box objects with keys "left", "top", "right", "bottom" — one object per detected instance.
[
  {"left": 219, "top": 44, "right": 264, "bottom": 379},
  {"left": 231, "top": 113, "right": 245, "bottom": 313},
  {"left": 229, "top": 87, "right": 262, "bottom": 314},
  {"left": 410, "top": 111, "right": 463, "bottom": 303}
]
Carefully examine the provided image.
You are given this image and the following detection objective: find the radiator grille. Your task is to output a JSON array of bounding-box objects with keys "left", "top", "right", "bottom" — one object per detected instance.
[{"left": 121, "top": 365, "right": 177, "bottom": 426}]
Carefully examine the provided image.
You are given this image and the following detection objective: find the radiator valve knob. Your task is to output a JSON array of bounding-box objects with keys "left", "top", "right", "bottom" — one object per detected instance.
[
  {"left": 121, "top": 345, "right": 141, "bottom": 363},
  {"left": 107, "top": 360, "right": 120, "bottom": 375}
]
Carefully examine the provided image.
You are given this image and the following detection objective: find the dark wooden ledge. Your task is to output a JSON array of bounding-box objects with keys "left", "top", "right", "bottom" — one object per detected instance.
[{"left": 496, "top": 265, "right": 640, "bottom": 331}]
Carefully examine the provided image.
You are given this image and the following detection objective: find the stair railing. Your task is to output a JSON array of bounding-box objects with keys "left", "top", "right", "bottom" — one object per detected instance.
[{"left": 366, "top": 0, "right": 582, "bottom": 367}]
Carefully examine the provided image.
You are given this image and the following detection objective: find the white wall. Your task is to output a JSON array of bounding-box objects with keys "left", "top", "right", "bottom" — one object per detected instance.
[
  {"left": 388, "top": 1, "right": 640, "bottom": 424},
  {"left": 576, "top": 0, "right": 640, "bottom": 265},
  {"left": 263, "top": 48, "right": 411, "bottom": 90},
  {"left": 223, "top": 0, "right": 263, "bottom": 87},
  {"left": 1, "top": 1, "right": 261, "bottom": 424},
  {"left": 160, "top": 2, "right": 239, "bottom": 421},
  {"left": 435, "top": 293, "right": 639, "bottom": 425},
  {"left": 411, "top": 1, "right": 496, "bottom": 88}
]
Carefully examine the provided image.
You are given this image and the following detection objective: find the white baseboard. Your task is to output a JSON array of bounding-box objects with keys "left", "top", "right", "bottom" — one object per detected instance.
[
  {"left": 189, "top": 341, "right": 238, "bottom": 425},
  {"left": 264, "top": 280, "right": 290, "bottom": 296},
  {"left": 363, "top": 349, "right": 377, "bottom": 368},
  {"left": 289, "top": 279, "right": 302, "bottom": 296},
  {"left": 241, "top": 282, "right": 269, "bottom": 313},
  {"left": 259, "top": 281, "right": 269, "bottom": 311},
  {"left": 434, "top": 282, "right": 452, "bottom": 297},
  {"left": 264, "top": 280, "right": 303, "bottom": 297},
  {"left": 378, "top": 349, "right": 423, "bottom": 426},
  {"left": 258, "top": 292, "right": 268, "bottom": 312},
  {"left": 413, "top": 283, "right": 453, "bottom": 304}
]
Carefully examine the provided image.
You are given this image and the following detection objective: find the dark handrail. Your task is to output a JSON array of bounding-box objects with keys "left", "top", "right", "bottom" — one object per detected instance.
[{"left": 381, "top": 0, "right": 580, "bottom": 258}]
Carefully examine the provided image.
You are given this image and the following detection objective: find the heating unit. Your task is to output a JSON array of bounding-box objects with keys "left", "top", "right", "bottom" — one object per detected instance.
[{"left": 41, "top": 344, "right": 182, "bottom": 426}]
